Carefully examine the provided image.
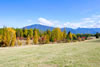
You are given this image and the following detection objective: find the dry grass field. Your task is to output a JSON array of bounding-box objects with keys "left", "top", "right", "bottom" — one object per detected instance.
[{"left": 0, "top": 39, "right": 100, "bottom": 67}]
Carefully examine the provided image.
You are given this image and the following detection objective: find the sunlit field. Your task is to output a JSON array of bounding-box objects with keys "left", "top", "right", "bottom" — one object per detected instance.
[{"left": 0, "top": 39, "right": 100, "bottom": 67}]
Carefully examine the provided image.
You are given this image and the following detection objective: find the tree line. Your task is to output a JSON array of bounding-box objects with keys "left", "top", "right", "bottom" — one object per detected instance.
[{"left": 0, "top": 27, "right": 94, "bottom": 47}]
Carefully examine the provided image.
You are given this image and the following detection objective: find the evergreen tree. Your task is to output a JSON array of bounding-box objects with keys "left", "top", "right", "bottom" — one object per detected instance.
[
  {"left": 73, "top": 34, "right": 77, "bottom": 40},
  {"left": 20, "top": 29, "right": 23, "bottom": 37},
  {"left": 68, "top": 31, "right": 73, "bottom": 40},
  {"left": 46, "top": 29, "right": 51, "bottom": 37},
  {"left": 23, "top": 28, "right": 28, "bottom": 37},
  {"left": 95, "top": 32, "right": 99, "bottom": 38},
  {"left": 16, "top": 29, "right": 20, "bottom": 37}
]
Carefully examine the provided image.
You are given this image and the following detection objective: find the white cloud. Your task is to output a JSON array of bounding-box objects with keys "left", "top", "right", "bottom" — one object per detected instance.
[
  {"left": 63, "top": 15, "right": 100, "bottom": 28},
  {"left": 82, "top": 18, "right": 94, "bottom": 23},
  {"left": 64, "top": 22, "right": 81, "bottom": 29},
  {"left": 38, "top": 18, "right": 54, "bottom": 26},
  {"left": 37, "top": 15, "right": 100, "bottom": 28},
  {"left": 83, "top": 18, "right": 91, "bottom": 21}
]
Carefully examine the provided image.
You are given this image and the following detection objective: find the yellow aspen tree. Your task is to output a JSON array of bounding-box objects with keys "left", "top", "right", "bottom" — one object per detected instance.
[
  {"left": 7, "top": 28, "right": 16, "bottom": 46},
  {"left": 2, "top": 28, "right": 16, "bottom": 47},
  {"left": 11, "top": 34, "right": 16, "bottom": 46},
  {"left": 26, "top": 35, "right": 30, "bottom": 45},
  {"left": 0, "top": 35, "right": 2, "bottom": 42},
  {"left": 29, "top": 29, "right": 33, "bottom": 38},
  {"left": 2, "top": 28, "right": 7, "bottom": 46},
  {"left": 52, "top": 28, "right": 62, "bottom": 42},
  {"left": 33, "top": 30, "right": 38, "bottom": 44},
  {"left": 63, "top": 28, "right": 67, "bottom": 40},
  {"left": 45, "top": 34, "right": 50, "bottom": 44}
]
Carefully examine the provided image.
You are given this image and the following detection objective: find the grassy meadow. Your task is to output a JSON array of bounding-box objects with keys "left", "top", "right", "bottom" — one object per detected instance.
[{"left": 0, "top": 39, "right": 100, "bottom": 67}]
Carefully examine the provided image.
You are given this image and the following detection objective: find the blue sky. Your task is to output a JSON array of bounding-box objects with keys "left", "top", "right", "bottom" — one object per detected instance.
[{"left": 0, "top": 0, "right": 100, "bottom": 28}]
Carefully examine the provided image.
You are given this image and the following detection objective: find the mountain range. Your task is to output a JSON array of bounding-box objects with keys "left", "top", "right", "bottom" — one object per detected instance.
[{"left": 23, "top": 24, "right": 100, "bottom": 34}]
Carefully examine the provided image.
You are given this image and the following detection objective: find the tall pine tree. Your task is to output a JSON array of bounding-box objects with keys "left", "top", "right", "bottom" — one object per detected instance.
[{"left": 68, "top": 31, "right": 73, "bottom": 40}]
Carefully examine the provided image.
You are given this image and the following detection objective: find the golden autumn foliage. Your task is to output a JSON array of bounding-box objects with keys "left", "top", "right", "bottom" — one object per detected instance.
[
  {"left": 33, "top": 30, "right": 38, "bottom": 44},
  {"left": 0, "top": 27, "right": 85, "bottom": 47},
  {"left": 11, "top": 34, "right": 16, "bottom": 46},
  {"left": 63, "top": 28, "right": 67, "bottom": 40},
  {"left": 45, "top": 34, "right": 50, "bottom": 44},
  {"left": 17, "top": 39, "right": 22, "bottom": 46},
  {"left": 51, "top": 28, "right": 62, "bottom": 42},
  {"left": 61, "top": 33, "right": 63, "bottom": 40},
  {"left": 2, "top": 27, "right": 16, "bottom": 47},
  {"left": 29, "top": 29, "right": 33, "bottom": 38},
  {"left": 0, "top": 35, "right": 2, "bottom": 42},
  {"left": 26, "top": 35, "right": 30, "bottom": 45}
]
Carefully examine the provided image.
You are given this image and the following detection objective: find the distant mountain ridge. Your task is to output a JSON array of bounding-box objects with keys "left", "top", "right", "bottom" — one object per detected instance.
[
  {"left": 23, "top": 24, "right": 100, "bottom": 34},
  {"left": 24, "top": 24, "right": 54, "bottom": 31}
]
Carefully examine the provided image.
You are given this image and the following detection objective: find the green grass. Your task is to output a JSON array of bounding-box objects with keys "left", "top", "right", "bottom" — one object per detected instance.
[{"left": 0, "top": 39, "right": 100, "bottom": 67}]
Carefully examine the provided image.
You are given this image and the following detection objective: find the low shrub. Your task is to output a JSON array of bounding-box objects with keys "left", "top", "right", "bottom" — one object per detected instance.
[
  {"left": 73, "top": 40, "right": 77, "bottom": 42},
  {"left": 67, "top": 40, "right": 71, "bottom": 43},
  {"left": 77, "top": 37, "right": 82, "bottom": 41},
  {"left": 17, "top": 40, "right": 22, "bottom": 46},
  {"left": 26, "top": 35, "right": 30, "bottom": 45}
]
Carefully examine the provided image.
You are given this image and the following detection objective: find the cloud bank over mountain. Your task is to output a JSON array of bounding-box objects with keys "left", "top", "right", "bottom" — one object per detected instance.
[{"left": 36, "top": 15, "right": 100, "bottom": 29}]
